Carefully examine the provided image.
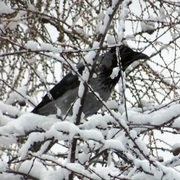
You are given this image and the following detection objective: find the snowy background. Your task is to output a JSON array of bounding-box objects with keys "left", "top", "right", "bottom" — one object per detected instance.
[{"left": 1, "top": 0, "right": 180, "bottom": 179}]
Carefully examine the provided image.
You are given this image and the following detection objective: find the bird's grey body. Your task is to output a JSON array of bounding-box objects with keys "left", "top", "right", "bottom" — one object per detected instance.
[
  {"left": 32, "top": 45, "right": 149, "bottom": 117},
  {"left": 37, "top": 78, "right": 112, "bottom": 117}
]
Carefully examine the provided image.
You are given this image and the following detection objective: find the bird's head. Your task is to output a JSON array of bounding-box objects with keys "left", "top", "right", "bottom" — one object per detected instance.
[
  {"left": 118, "top": 45, "right": 149, "bottom": 71},
  {"left": 100, "top": 45, "right": 149, "bottom": 72},
  {"left": 97, "top": 45, "right": 149, "bottom": 89}
]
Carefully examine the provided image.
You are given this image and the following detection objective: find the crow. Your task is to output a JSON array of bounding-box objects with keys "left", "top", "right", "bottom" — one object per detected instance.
[{"left": 32, "top": 45, "right": 149, "bottom": 117}]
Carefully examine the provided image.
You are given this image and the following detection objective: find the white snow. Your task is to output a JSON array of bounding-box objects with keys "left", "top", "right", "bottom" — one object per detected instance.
[
  {"left": 28, "top": 4, "right": 36, "bottom": 11},
  {"left": 104, "top": 139, "right": 126, "bottom": 151},
  {"left": 0, "top": 160, "right": 7, "bottom": 172},
  {"left": 97, "top": 4, "right": 115, "bottom": 35},
  {"left": 6, "top": 85, "right": 27, "bottom": 105},
  {"left": 1, "top": 101, "right": 180, "bottom": 179},
  {"left": 40, "top": 42, "right": 62, "bottom": 53},
  {"left": 106, "top": 34, "right": 116, "bottom": 44},
  {"left": 36, "top": 70, "right": 46, "bottom": 83},
  {"left": 0, "top": 101, "right": 21, "bottom": 119},
  {"left": 110, "top": 67, "right": 120, "bottom": 79},
  {"left": 25, "top": 41, "right": 39, "bottom": 51},
  {"left": 84, "top": 51, "right": 96, "bottom": 65},
  {"left": 19, "top": 159, "right": 47, "bottom": 179},
  {"left": 0, "top": 113, "right": 58, "bottom": 135},
  {"left": 49, "top": 121, "right": 79, "bottom": 139},
  {"left": 93, "top": 41, "right": 100, "bottom": 49},
  {"left": 117, "top": 0, "right": 131, "bottom": 41},
  {"left": 66, "top": 163, "right": 101, "bottom": 180},
  {"left": 104, "top": 100, "right": 118, "bottom": 110},
  {"left": 0, "top": 2, "right": 14, "bottom": 14},
  {"left": 72, "top": 98, "right": 82, "bottom": 119},
  {"left": 80, "top": 129, "right": 104, "bottom": 142},
  {"left": 81, "top": 67, "right": 90, "bottom": 82},
  {"left": 78, "top": 151, "right": 90, "bottom": 164},
  {"left": 127, "top": 104, "right": 180, "bottom": 127}
]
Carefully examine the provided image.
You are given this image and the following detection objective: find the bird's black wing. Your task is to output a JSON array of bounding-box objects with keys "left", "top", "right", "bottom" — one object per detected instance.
[{"left": 32, "top": 64, "right": 85, "bottom": 114}]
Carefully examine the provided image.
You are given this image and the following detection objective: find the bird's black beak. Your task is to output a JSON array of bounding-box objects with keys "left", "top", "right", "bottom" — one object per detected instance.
[
  {"left": 121, "top": 51, "right": 149, "bottom": 71},
  {"left": 134, "top": 51, "right": 149, "bottom": 61}
]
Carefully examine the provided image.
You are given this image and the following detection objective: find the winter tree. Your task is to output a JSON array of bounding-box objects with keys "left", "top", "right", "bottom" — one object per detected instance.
[{"left": 1, "top": 0, "right": 180, "bottom": 179}]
